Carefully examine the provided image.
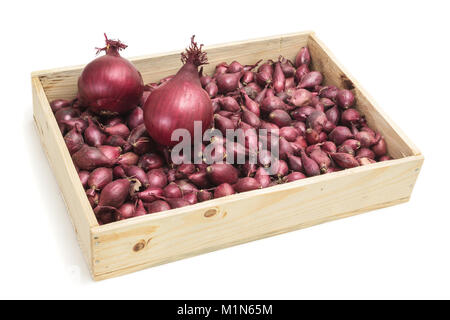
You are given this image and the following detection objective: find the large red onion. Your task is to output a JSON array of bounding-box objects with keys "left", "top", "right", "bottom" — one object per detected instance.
[
  {"left": 143, "top": 36, "right": 213, "bottom": 147},
  {"left": 78, "top": 34, "right": 143, "bottom": 115}
]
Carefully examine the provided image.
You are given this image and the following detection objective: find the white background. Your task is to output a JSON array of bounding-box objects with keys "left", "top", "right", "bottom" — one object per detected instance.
[{"left": 1, "top": 0, "right": 449, "bottom": 299}]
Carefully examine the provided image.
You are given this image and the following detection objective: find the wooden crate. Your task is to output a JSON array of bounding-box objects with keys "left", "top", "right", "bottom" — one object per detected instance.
[{"left": 32, "top": 31, "right": 423, "bottom": 280}]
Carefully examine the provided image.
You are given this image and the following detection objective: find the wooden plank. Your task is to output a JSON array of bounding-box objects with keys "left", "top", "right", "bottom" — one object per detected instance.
[
  {"left": 91, "top": 155, "right": 423, "bottom": 280},
  {"left": 307, "top": 34, "right": 421, "bottom": 158},
  {"left": 32, "top": 77, "right": 97, "bottom": 275},
  {"left": 93, "top": 197, "right": 410, "bottom": 281},
  {"left": 33, "top": 31, "right": 312, "bottom": 102}
]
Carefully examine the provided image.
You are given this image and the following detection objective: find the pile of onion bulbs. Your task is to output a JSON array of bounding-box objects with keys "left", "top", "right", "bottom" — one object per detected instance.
[{"left": 51, "top": 35, "right": 391, "bottom": 225}]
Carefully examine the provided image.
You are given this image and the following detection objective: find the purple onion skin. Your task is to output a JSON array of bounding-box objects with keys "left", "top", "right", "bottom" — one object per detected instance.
[
  {"left": 113, "top": 166, "right": 127, "bottom": 179},
  {"left": 331, "top": 153, "right": 360, "bottom": 168},
  {"left": 287, "top": 154, "right": 303, "bottom": 172},
  {"left": 219, "top": 96, "right": 240, "bottom": 112},
  {"left": 55, "top": 108, "right": 80, "bottom": 125},
  {"left": 105, "top": 135, "right": 130, "bottom": 150},
  {"left": 279, "top": 126, "right": 299, "bottom": 142},
  {"left": 310, "top": 149, "right": 331, "bottom": 173},
  {"left": 166, "top": 198, "right": 190, "bottom": 209},
  {"left": 273, "top": 62, "right": 285, "bottom": 93},
  {"left": 372, "top": 138, "right": 387, "bottom": 157},
  {"left": 78, "top": 171, "right": 90, "bottom": 188},
  {"left": 200, "top": 74, "right": 213, "bottom": 87},
  {"left": 147, "top": 169, "right": 168, "bottom": 189},
  {"left": 88, "top": 167, "right": 113, "bottom": 191},
  {"left": 341, "top": 108, "right": 361, "bottom": 126},
  {"left": 285, "top": 172, "right": 306, "bottom": 182},
  {"left": 85, "top": 118, "right": 106, "bottom": 147},
  {"left": 123, "top": 165, "right": 149, "bottom": 188},
  {"left": 138, "top": 153, "right": 164, "bottom": 171},
  {"left": 197, "top": 190, "right": 213, "bottom": 202},
  {"left": 357, "top": 157, "right": 376, "bottom": 166},
  {"left": 134, "top": 199, "right": 147, "bottom": 216},
  {"left": 321, "top": 141, "right": 337, "bottom": 154},
  {"left": 97, "top": 179, "right": 131, "bottom": 209},
  {"left": 103, "top": 123, "right": 130, "bottom": 140},
  {"left": 233, "top": 177, "right": 261, "bottom": 192},
  {"left": 289, "top": 89, "right": 312, "bottom": 107},
  {"left": 280, "top": 58, "right": 296, "bottom": 78},
  {"left": 329, "top": 126, "right": 354, "bottom": 145},
  {"left": 117, "top": 203, "right": 135, "bottom": 220},
  {"left": 214, "top": 183, "right": 235, "bottom": 198},
  {"left": 139, "top": 91, "right": 151, "bottom": 107},
  {"left": 307, "top": 111, "right": 328, "bottom": 132},
  {"left": 300, "top": 150, "right": 321, "bottom": 177},
  {"left": 127, "top": 107, "right": 144, "bottom": 129},
  {"left": 51, "top": 99, "right": 72, "bottom": 113},
  {"left": 228, "top": 61, "right": 244, "bottom": 73},
  {"left": 291, "top": 106, "right": 315, "bottom": 122},
  {"left": 143, "top": 39, "right": 213, "bottom": 147},
  {"left": 379, "top": 155, "right": 392, "bottom": 162},
  {"left": 292, "top": 121, "right": 306, "bottom": 136},
  {"left": 337, "top": 144, "right": 355, "bottom": 156},
  {"left": 72, "top": 145, "right": 112, "bottom": 170},
  {"left": 117, "top": 152, "right": 139, "bottom": 166},
  {"left": 78, "top": 36, "right": 143, "bottom": 115},
  {"left": 326, "top": 106, "right": 340, "bottom": 126},
  {"left": 268, "top": 109, "right": 292, "bottom": 127},
  {"left": 356, "top": 148, "right": 376, "bottom": 160},
  {"left": 175, "top": 164, "right": 196, "bottom": 179},
  {"left": 295, "top": 65, "right": 310, "bottom": 82},
  {"left": 105, "top": 116, "right": 123, "bottom": 127},
  {"left": 305, "top": 128, "right": 320, "bottom": 145},
  {"left": 64, "top": 126, "right": 84, "bottom": 155},
  {"left": 146, "top": 200, "right": 171, "bottom": 214},
  {"left": 216, "top": 72, "right": 242, "bottom": 93},
  {"left": 336, "top": 89, "right": 355, "bottom": 109},
  {"left": 163, "top": 182, "right": 183, "bottom": 198},
  {"left": 319, "top": 86, "right": 339, "bottom": 100},
  {"left": 260, "top": 95, "right": 287, "bottom": 114},
  {"left": 341, "top": 139, "right": 361, "bottom": 151},
  {"left": 295, "top": 47, "right": 311, "bottom": 67},
  {"left": 137, "top": 187, "right": 164, "bottom": 203},
  {"left": 62, "top": 118, "right": 88, "bottom": 132},
  {"left": 175, "top": 180, "right": 199, "bottom": 194},
  {"left": 206, "top": 164, "right": 239, "bottom": 185},
  {"left": 188, "top": 171, "right": 210, "bottom": 189},
  {"left": 214, "top": 114, "right": 235, "bottom": 135},
  {"left": 205, "top": 81, "right": 219, "bottom": 98},
  {"left": 98, "top": 145, "right": 121, "bottom": 163},
  {"left": 242, "top": 108, "right": 261, "bottom": 128},
  {"left": 299, "top": 71, "right": 323, "bottom": 89},
  {"left": 183, "top": 192, "right": 198, "bottom": 205}
]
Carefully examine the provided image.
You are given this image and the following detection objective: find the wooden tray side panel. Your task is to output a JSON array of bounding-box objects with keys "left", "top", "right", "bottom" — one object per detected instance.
[
  {"left": 91, "top": 156, "right": 423, "bottom": 280},
  {"left": 35, "top": 32, "right": 311, "bottom": 102},
  {"left": 32, "top": 77, "right": 97, "bottom": 273},
  {"left": 307, "top": 34, "right": 420, "bottom": 159}
]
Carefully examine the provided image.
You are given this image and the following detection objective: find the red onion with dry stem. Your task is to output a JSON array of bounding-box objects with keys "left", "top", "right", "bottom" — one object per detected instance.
[
  {"left": 144, "top": 36, "right": 213, "bottom": 147},
  {"left": 78, "top": 34, "right": 143, "bottom": 115}
]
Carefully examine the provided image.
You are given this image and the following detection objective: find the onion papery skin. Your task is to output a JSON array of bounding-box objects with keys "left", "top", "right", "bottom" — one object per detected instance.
[
  {"left": 143, "top": 36, "right": 213, "bottom": 147},
  {"left": 78, "top": 34, "right": 144, "bottom": 115}
]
